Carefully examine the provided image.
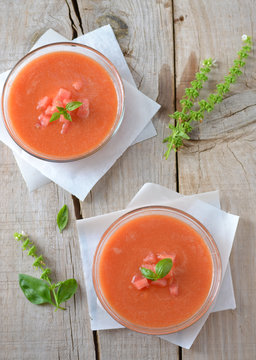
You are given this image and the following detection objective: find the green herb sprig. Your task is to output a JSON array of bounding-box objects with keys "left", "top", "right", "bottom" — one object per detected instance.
[
  {"left": 140, "top": 258, "right": 173, "bottom": 280},
  {"left": 14, "top": 232, "right": 77, "bottom": 310},
  {"left": 50, "top": 101, "right": 82, "bottom": 123},
  {"left": 164, "top": 34, "right": 252, "bottom": 158}
]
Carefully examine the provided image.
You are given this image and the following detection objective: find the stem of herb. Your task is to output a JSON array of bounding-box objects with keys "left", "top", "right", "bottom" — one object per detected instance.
[
  {"left": 164, "top": 35, "right": 252, "bottom": 158},
  {"left": 14, "top": 232, "right": 65, "bottom": 310}
]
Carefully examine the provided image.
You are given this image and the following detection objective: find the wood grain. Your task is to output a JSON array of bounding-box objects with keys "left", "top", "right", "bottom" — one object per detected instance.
[
  {"left": 1, "top": 0, "right": 255, "bottom": 358},
  {"left": 0, "top": 1, "right": 95, "bottom": 359},
  {"left": 189, "top": 90, "right": 256, "bottom": 140},
  {"left": 174, "top": 0, "right": 256, "bottom": 358}
]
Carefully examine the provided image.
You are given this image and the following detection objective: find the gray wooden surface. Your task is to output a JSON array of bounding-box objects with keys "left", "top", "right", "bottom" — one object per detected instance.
[{"left": 0, "top": 0, "right": 255, "bottom": 359}]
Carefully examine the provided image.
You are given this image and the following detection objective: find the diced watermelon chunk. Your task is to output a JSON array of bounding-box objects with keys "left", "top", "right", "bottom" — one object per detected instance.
[
  {"left": 59, "top": 114, "right": 66, "bottom": 123},
  {"left": 143, "top": 251, "right": 156, "bottom": 264},
  {"left": 141, "top": 264, "right": 156, "bottom": 272},
  {"left": 38, "top": 113, "right": 51, "bottom": 127},
  {"left": 131, "top": 274, "right": 150, "bottom": 290},
  {"left": 163, "top": 269, "right": 174, "bottom": 280},
  {"left": 37, "top": 96, "right": 51, "bottom": 110},
  {"left": 57, "top": 88, "right": 72, "bottom": 101},
  {"left": 169, "top": 280, "right": 178, "bottom": 296},
  {"left": 52, "top": 96, "right": 63, "bottom": 107},
  {"left": 52, "top": 88, "right": 71, "bottom": 107},
  {"left": 72, "top": 80, "right": 83, "bottom": 91},
  {"left": 45, "top": 105, "right": 57, "bottom": 116},
  {"left": 61, "top": 122, "right": 71, "bottom": 135},
  {"left": 77, "top": 98, "right": 89, "bottom": 118},
  {"left": 157, "top": 251, "right": 176, "bottom": 264},
  {"left": 151, "top": 279, "right": 167, "bottom": 287},
  {"left": 62, "top": 98, "right": 70, "bottom": 107}
]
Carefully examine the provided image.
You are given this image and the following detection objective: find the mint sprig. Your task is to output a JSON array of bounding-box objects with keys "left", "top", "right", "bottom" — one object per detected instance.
[
  {"left": 50, "top": 101, "right": 82, "bottom": 123},
  {"left": 140, "top": 258, "right": 173, "bottom": 280},
  {"left": 164, "top": 34, "right": 252, "bottom": 158}
]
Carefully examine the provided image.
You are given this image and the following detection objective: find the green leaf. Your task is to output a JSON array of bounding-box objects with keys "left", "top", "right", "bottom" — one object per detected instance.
[
  {"left": 19, "top": 274, "right": 53, "bottom": 305},
  {"left": 40, "top": 268, "right": 51, "bottom": 280},
  {"left": 56, "top": 106, "right": 65, "bottom": 113},
  {"left": 140, "top": 267, "right": 159, "bottom": 281},
  {"left": 56, "top": 279, "right": 78, "bottom": 305},
  {"left": 63, "top": 111, "right": 72, "bottom": 122},
  {"left": 155, "top": 258, "right": 173, "bottom": 279},
  {"left": 57, "top": 204, "right": 69, "bottom": 233},
  {"left": 49, "top": 112, "right": 61, "bottom": 123},
  {"left": 181, "top": 132, "right": 190, "bottom": 140},
  {"left": 65, "top": 101, "right": 82, "bottom": 111}
]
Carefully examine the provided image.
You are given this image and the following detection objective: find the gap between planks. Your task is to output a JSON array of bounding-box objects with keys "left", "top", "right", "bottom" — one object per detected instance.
[
  {"left": 68, "top": 0, "right": 100, "bottom": 358},
  {"left": 171, "top": 0, "right": 180, "bottom": 196},
  {"left": 172, "top": 0, "right": 182, "bottom": 358},
  {"left": 70, "top": 0, "right": 182, "bottom": 358}
]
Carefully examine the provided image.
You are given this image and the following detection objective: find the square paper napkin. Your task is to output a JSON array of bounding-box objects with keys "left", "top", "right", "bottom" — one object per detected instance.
[
  {"left": 0, "top": 26, "right": 160, "bottom": 199},
  {"left": 76, "top": 183, "right": 239, "bottom": 349}
]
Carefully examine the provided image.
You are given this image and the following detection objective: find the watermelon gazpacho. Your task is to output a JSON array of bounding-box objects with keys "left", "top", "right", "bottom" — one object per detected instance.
[
  {"left": 93, "top": 206, "right": 222, "bottom": 334},
  {"left": 2, "top": 43, "right": 124, "bottom": 161}
]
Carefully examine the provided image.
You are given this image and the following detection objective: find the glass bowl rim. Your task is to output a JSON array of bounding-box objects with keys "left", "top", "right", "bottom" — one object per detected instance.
[
  {"left": 92, "top": 205, "right": 222, "bottom": 335},
  {"left": 1, "top": 41, "right": 125, "bottom": 162}
]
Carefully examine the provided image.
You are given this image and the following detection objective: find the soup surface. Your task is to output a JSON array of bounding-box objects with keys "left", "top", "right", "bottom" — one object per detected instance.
[
  {"left": 99, "top": 214, "right": 213, "bottom": 328},
  {"left": 7, "top": 51, "right": 118, "bottom": 158}
]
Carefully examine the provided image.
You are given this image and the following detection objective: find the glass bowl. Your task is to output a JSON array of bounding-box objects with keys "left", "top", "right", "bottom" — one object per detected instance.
[
  {"left": 1, "top": 42, "right": 124, "bottom": 162},
  {"left": 93, "top": 206, "right": 222, "bottom": 335}
]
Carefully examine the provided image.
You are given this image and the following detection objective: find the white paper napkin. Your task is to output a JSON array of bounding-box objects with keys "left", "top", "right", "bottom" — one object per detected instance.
[
  {"left": 0, "top": 26, "right": 159, "bottom": 198},
  {"left": 76, "top": 183, "right": 238, "bottom": 349}
]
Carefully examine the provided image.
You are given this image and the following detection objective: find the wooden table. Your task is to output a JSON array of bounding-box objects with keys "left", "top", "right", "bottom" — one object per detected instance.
[{"left": 1, "top": 1, "right": 255, "bottom": 359}]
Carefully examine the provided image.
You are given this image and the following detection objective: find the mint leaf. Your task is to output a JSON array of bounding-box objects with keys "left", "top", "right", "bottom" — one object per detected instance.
[
  {"left": 49, "top": 112, "right": 61, "bottom": 123},
  {"left": 140, "top": 267, "right": 159, "bottom": 281},
  {"left": 57, "top": 205, "right": 68, "bottom": 233},
  {"left": 155, "top": 258, "right": 173, "bottom": 279},
  {"left": 65, "top": 101, "right": 82, "bottom": 111}
]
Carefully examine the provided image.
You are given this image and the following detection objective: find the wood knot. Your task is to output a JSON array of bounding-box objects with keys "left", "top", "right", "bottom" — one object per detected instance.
[
  {"left": 174, "top": 15, "right": 186, "bottom": 23},
  {"left": 97, "top": 15, "right": 128, "bottom": 39}
]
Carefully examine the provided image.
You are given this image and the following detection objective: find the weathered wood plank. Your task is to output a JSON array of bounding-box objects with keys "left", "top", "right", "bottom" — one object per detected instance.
[
  {"left": 77, "top": 0, "right": 178, "bottom": 358},
  {"left": 189, "top": 90, "right": 256, "bottom": 140},
  {"left": 0, "top": 0, "right": 81, "bottom": 72},
  {"left": 0, "top": 1, "right": 95, "bottom": 359},
  {"left": 174, "top": 0, "right": 256, "bottom": 358}
]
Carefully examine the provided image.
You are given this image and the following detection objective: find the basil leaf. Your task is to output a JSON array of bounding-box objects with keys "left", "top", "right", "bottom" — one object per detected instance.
[
  {"left": 56, "top": 279, "right": 78, "bottom": 305},
  {"left": 65, "top": 101, "right": 82, "bottom": 111},
  {"left": 56, "top": 106, "right": 65, "bottom": 113},
  {"left": 140, "top": 267, "right": 159, "bottom": 281},
  {"left": 57, "top": 204, "right": 68, "bottom": 233},
  {"left": 49, "top": 112, "right": 61, "bottom": 123},
  {"left": 19, "top": 274, "right": 53, "bottom": 305},
  {"left": 63, "top": 111, "right": 72, "bottom": 122},
  {"left": 155, "top": 258, "right": 173, "bottom": 279}
]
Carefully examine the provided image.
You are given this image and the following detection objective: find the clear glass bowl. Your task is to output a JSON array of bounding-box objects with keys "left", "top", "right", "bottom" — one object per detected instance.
[
  {"left": 93, "top": 206, "right": 222, "bottom": 335},
  {"left": 1, "top": 42, "right": 124, "bottom": 162}
]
